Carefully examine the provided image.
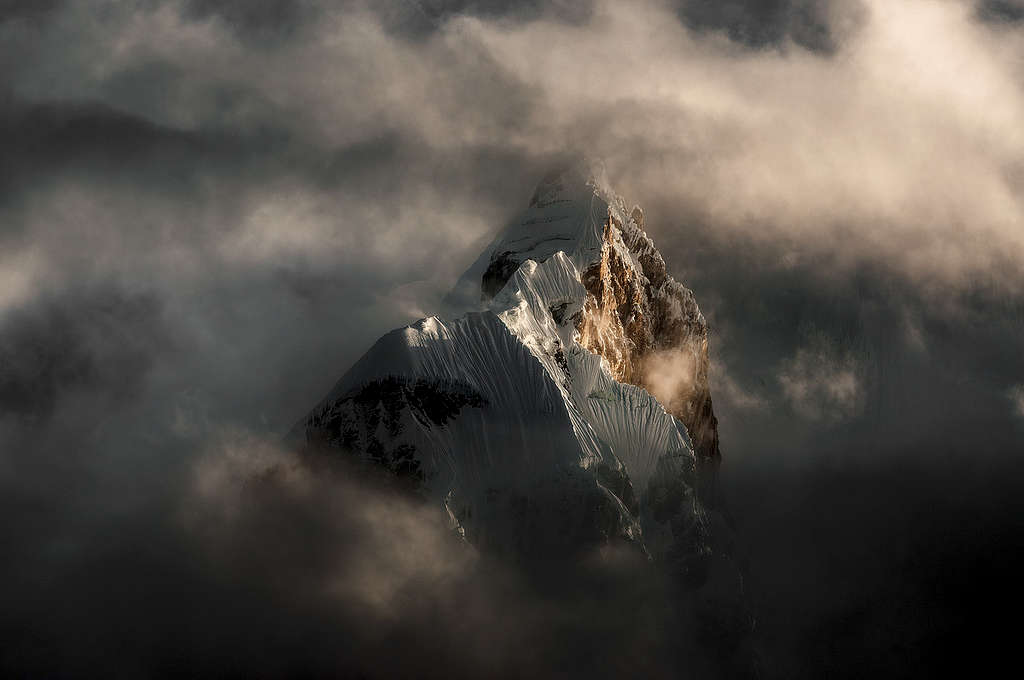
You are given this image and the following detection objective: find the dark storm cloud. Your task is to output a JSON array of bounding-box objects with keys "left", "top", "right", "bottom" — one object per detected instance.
[
  {"left": 0, "top": 0, "right": 63, "bottom": 23},
  {"left": 0, "top": 99, "right": 263, "bottom": 211},
  {"left": 177, "top": 0, "right": 594, "bottom": 44},
  {"left": 672, "top": 0, "right": 867, "bottom": 53},
  {"left": 182, "top": 0, "right": 322, "bottom": 38},
  {"left": 978, "top": 0, "right": 1024, "bottom": 24},
  {"left": 1, "top": 0, "right": 1023, "bottom": 677},
  {"left": 1, "top": 425, "right": 708, "bottom": 678},
  {"left": 0, "top": 287, "right": 165, "bottom": 419},
  {"left": 637, "top": 219, "right": 1024, "bottom": 676},
  {"left": 408, "top": 0, "right": 594, "bottom": 26}
]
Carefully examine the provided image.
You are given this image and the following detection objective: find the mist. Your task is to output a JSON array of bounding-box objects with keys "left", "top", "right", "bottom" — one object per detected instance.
[{"left": 2, "top": 1, "right": 1023, "bottom": 677}]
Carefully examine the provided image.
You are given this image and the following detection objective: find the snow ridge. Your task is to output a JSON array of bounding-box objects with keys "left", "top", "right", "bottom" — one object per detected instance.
[{"left": 299, "top": 160, "right": 723, "bottom": 567}]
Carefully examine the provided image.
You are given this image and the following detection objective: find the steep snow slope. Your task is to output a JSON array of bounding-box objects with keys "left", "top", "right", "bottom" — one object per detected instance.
[
  {"left": 448, "top": 162, "right": 721, "bottom": 475},
  {"left": 299, "top": 161, "right": 727, "bottom": 572}
]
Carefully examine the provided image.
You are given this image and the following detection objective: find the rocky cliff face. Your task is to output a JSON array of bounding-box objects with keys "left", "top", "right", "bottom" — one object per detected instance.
[
  {"left": 576, "top": 203, "right": 721, "bottom": 497},
  {"left": 296, "top": 160, "right": 736, "bottom": 591}
]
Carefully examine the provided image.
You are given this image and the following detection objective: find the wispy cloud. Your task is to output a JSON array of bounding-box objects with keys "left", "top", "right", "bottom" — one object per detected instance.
[
  {"left": 1009, "top": 384, "right": 1024, "bottom": 418},
  {"left": 777, "top": 333, "right": 863, "bottom": 421},
  {"left": 2, "top": 2, "right": 1024, "bottom": 677}
]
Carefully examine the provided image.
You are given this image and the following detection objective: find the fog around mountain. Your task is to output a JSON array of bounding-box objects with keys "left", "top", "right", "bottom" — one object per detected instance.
[{"left": 2, "top": 2, "right": 1023, "bottom": 678}]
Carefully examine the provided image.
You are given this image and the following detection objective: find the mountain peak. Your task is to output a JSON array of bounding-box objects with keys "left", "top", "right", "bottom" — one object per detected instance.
[
  {"left": 293, "top": 164, "right": 747, "bottom": 654},
  {"left": 444, "top": 163, "right": 721, "bottom": 471},
  {"left": 527, "top": 156, "right": 610, "bottom": 207},
  {"left": 299, "top": 164, "right": 728, "bottom": 578}
]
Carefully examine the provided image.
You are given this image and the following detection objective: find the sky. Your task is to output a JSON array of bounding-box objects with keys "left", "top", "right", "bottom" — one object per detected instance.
[{"left": 2, "top": 1, "right": 1023, "bottom": 677}]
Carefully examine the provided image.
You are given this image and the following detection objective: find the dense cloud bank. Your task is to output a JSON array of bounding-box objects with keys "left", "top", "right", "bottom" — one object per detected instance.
[
  {"left": 3, "top": 437, "right": 710, "bottom": 678},
  {"left": 2, "top": 1, "right": 1023, "bottom": 677}
]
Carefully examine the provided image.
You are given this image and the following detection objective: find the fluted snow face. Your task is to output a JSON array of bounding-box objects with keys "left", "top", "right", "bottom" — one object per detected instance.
[{"left": 300, "top": 162, "right": 720, "bottom": 563}]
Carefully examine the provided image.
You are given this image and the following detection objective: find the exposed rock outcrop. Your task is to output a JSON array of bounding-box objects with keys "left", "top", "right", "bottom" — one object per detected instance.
[{"left": 577, "top": 204, "right": 721, "bottom": 498}]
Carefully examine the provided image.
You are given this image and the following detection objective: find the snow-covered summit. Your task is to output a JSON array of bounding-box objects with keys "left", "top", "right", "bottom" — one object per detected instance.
[
  {"left": 298, "top": 161, "right": 726, "bottom": 571},
  {"left": 446, "top": 158, "right": 623, "bottom": 309},
  {"left": 450, "top": 158, "right": 720, "bottom": 468}
]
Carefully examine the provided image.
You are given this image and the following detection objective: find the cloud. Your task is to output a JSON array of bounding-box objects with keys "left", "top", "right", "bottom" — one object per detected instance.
[
  {"left": 642, "top": 347, "right": 698, "bottom": 412},
  {"left": 1009, "top": 384, "right": 1024, "bottom": 418},
  {"left": 4, "top": 0, "right": 1024, "bottom": 299},
  {"left": 711, "top": 358, "right": 768, "bottom": 412},
  {"left": 0, "top": 286, "right": 167, "bottom": 420},
  {"left": 180, "top": 0, "right": 324, "bottom": 40},
  {"left": 671, "top": 0, "right": 868, "bottom": 54},
  {"left": 0, "top": 0, "right": 63, "bottom": 23},
  {"left": 1, "top": 1, "right": 1024, "bottom": 678},
  {"left": 1, "top": 416, "right": 718, "bottom": 678},
  {"left": 777, "top": 335, "right": 862, "bottom": 421},
  {"left": 187, "top": 429, "right": 479, "bottom": 618},
  {"left": 978, "top": 0, "right": 1024, "bottom": 24}
]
